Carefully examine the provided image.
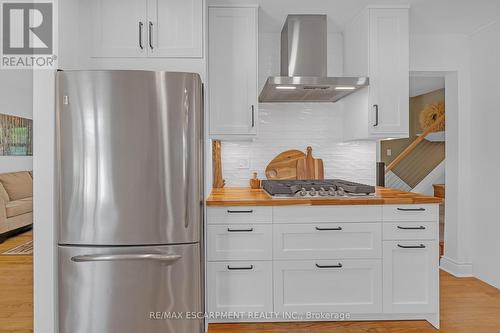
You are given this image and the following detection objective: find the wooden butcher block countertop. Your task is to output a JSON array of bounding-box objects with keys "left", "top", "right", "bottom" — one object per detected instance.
[{"left": 206, "top": 187, "right": 442, "bottom": 206}]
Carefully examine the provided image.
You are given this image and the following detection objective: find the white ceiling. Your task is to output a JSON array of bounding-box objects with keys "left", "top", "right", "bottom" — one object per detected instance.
[{"left": 209, "top": 0, "right": 500, "bottom": 35}]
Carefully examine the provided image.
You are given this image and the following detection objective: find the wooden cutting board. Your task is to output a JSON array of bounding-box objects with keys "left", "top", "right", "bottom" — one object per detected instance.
[
  {"left": 296, "top": 146, "right": 324, "bottom": 180},
  {"left": 265, "top": 150, "right": 306, "bottom": 180}
]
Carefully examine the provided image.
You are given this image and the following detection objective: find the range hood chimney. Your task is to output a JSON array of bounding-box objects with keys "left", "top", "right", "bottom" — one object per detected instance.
[{"left": 259, "top": 14, "right": 369, "bottom": 103}]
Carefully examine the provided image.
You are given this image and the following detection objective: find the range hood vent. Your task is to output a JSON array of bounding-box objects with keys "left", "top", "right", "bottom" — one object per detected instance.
[{"left": 259, "top": 15, "right": 369, "bottom": 103}]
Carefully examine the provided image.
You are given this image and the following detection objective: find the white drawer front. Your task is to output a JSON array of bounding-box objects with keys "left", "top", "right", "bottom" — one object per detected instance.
[
  {"left": 274, "top": 259, "right": 382, "bottom": 314},
  {"left": 383, "top": 204, "right": 438, "bottom": 222},
  {"left": 383, "top": 222, "right": 437, "bottom": 240},
  {"left": 207, "top": 206, "right": 272, "bottom": 225},
  {"left": 273, "top": 223, "right": 382, "bottom": 259},
  {"left": 207, "top": 225, "right": 272, "bottom": 261},
  {"left": 208, "top": 261, "right": 273, "bottom": 317},
  {"left": 273, "top": 205, "right": 382, "bottom": 224}
]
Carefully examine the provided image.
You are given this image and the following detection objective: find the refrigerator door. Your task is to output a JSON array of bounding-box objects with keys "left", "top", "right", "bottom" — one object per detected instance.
[
  {"left": 59, "top": 243, "right": 202, "bottom": 333},
  {"left": 57, "top": 71, "right": 203, "bottom": 245}
]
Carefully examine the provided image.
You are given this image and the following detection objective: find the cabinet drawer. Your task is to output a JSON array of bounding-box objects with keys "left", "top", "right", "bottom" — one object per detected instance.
[
  {"left": 383, "top": 222, "right": 437, "bottom": 240},
  {"left": 274, "top": 205, "right": 382, "bottom": 224},
  {"left": 207, "top": 225, "right": 272, "bottom": 261},
  {"left": 207, "top": 206, "right": 272, "bottom": 225},
  {"left": 383, "top": 204, "right": 438, "bottom": 222},
  {"left": 207, "top": 261, "right": 273, "bottom": 317},
  {"left": 273, "top": 223, "right": 381, "bottom": 259},
  {"left": 274, "top": 259, "right": 382, "bottom": 314}
]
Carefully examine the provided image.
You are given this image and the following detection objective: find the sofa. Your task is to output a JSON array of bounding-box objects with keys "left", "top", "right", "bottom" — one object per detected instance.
[{"left": 0, "top": 171, "right": 33, "bottom": 243}]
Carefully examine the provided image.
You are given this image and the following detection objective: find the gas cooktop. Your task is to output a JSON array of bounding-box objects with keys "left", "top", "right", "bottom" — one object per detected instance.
[{"left": 262, "top": 179, "right": 376, "bottom": 198}]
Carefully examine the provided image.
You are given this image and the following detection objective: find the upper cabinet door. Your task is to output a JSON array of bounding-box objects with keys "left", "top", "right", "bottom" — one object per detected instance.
[
  {"left": 368, "top": 9, "right": 409, "bottom": 136},
  {"left": 208, "top": 6, "right": 258, "bottom": 136},
  {"left": 148, "top": 0, "right": 203, "bottom": 58},
  {"left": 342, "top": 7, "right": 409, "bottom": 141},
  {"left": 91, "top": 0, "right": 148, "bottom": 57}
]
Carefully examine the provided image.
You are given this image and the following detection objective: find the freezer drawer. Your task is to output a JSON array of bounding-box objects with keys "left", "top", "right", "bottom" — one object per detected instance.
[{"left": 59, "top": 243, "right": 202, "bottom": 333}]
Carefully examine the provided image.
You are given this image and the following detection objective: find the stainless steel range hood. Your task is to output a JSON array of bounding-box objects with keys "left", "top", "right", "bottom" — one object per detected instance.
[{"left": 259, "top": 15, "right": 369, "bottom": 103}]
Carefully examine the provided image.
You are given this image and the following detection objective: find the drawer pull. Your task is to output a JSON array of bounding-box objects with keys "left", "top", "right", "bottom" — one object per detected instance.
[
  {"left": 397, "top": 207, "right": 426, "bottom": 212},
  {"left": 315, "top": 263, "right": 343, "bottom": 269},
  {"left": 397, "top": 244, "right": 426, "bottom": 249},
  {"left": 227, "top": 228, "right": 254, "bottom": 232},
  {"left": 227, "top": 209, "right": 254, "bottom": 214},
  {"left": 397, "top": 225, "right": 426, "bottom": 230},
  {"left": 315, "top": 226, "right": 342, "bottom": 231},
  {"left": 227, "top": 265, "right": 254, "bottom": 270}
]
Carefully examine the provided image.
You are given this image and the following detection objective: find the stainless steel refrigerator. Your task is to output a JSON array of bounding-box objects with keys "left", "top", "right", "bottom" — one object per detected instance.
[{"left": 56, "top": 70, "right": 204, "bottom": 333}]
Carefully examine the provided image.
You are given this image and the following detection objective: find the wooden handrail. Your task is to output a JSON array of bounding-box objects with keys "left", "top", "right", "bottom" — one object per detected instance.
[{"left": 385, "top": 114, "right": 445, "bottom": 174}]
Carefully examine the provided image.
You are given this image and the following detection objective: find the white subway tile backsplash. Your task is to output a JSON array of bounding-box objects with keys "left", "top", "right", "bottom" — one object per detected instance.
[{"left": 221, "top": 103, "right": 376, "bottom": 186}]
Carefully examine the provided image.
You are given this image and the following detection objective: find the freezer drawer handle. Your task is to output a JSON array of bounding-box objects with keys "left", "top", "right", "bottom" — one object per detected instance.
[
  {"left": 397, "top": 244, "right": 426, "bottom": 249},
  {"left": 227, "top": 209, "right": 254, "bottom": 214},
  {"left": 315, "top": 263, "right": 343, "bottom": 269},
  {"left": 396, "top": 207, "right": 426, "bottom": 212},
  {"left": 71, "top": 254, "right": 182, "bottom": 263},
  {"left": 397, "top": 225, "right": 426, "bottom": 230},
  {"left": 227, "top": 265, "right": 253, "bottom": 270},
  {"left": 227, "top": 228, "right": 254, "bottom": 232},
  {"left": 315, "top": 226, "right": 342, "bottom": 231}
]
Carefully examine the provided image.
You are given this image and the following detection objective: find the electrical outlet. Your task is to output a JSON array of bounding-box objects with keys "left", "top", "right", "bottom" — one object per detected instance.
[
  {"left": 238, "top": 157, "right": 250, "bottom": 169},
  {"left": 386, "top": 149, "right": 392, "bottom": 156}
]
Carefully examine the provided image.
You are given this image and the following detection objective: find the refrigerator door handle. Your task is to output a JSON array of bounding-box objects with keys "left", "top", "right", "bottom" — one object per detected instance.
[{"left": 70, "top": 253, "right": 182, "bottom": 263}]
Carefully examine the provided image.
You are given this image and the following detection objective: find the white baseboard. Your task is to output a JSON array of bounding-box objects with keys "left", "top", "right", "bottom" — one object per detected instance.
[{"left": 439, "top": 256, "right": 473, "bottom": 277}]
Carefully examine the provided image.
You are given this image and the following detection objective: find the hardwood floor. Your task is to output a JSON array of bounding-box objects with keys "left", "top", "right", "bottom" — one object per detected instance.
[
  {"left": 1, "top": 231, "right": 499, "bottom": 333},
  {"left": 208, "top": 271, "right": 500, "bottom": 333},
  {"left": 0, "top": 231, "right": 33, "bottom": 333}
]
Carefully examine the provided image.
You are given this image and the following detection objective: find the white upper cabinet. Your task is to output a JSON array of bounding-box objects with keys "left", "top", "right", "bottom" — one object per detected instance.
[
  {"left": 208, "top": 6, "right": 258, "bottom": 137},
  {"left": 91, "top": 0, "right": 148, "bottom": 57},
  {"left": 91, "top": 0, "right": 203, "bottom": 58},
  {"left": 343, "top": 7, "right": 409, "bottom": 140},
  {"left": 147, "top": 0, "right": 203, "bottom": 57}
]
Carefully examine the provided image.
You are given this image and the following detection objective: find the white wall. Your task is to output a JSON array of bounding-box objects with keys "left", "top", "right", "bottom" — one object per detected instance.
[
  {"left": 469, "top": 20, "right": 500, "bottom": 288},
  {"left": 221, "top": 103, "right": 376, "bottom": 186},
  {"left": 222, "top": 32, "right": 376, "bottom": 186},
  {"left": 410, "top": 34, "right": 473, "bottom": 276},
  {"left": 0, "top": 70, "right": 33, "bottom": 173}
]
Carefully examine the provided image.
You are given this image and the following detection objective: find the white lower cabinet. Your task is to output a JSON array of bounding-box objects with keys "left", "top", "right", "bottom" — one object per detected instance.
[
  {"left": 207, "top": 224, "right": 272, "bottom": 261},
  {"left": 383, "top": 240, "right": 439, "bottom": 313},
  {"left": 273, "top": 223, "right": 381, "bottom": 259},
  {"left": 274, "top": 259, "right": 382, "bottom": 314},
  {"left": 207, "top": 261, "right": 273, "bottom": 314},
  {"left": 206, "top": 204, "right": 439, "bottom": 327}
]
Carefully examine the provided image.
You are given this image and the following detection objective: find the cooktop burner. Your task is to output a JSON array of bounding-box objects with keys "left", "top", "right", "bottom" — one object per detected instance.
[{"left": 262, "top": 179, "right": 376, "bottom": 198}]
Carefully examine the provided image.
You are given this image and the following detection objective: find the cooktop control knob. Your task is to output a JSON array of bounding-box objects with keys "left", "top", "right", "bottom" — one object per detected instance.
[
  {"left": 319, "top": 187, "right": 328, "bottom": 196},
  {"left": 309, "top": 188, "right": 317, "bottom": 196},
  {"left": 328, "top": 187, "right": 336, "bottom": 196},
  {"left": 299, "top": 188, "right": 307, "bottom": 196}
]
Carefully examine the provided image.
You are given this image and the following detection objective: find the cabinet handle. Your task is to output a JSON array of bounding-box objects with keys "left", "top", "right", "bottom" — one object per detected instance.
[
  {"left": 148, "top": 21, "right": 154, "bottom": 50},
  {"left": 397, "top": 207, "right": 426, "bottom": 212},
  {"left": 227, "top": 265, "right": 253, "bottom": 270},
  {"left": 315, "top": 226, "right": 342, "bottom": 231},
  {"left": 227, "top": 209, "right": 253, "bottom": 214},
  {"left": 227, "top": 228, "right": 254, "bottom": 232},
  {"left": 397, "top": 244, "right": 426, "bottom": 249},
  {"left": 139, "top": 22, "right": 144, "bottom": 50},
  {"left": 251, "top": 105, "right": 255, "bottom": 127},
  {"left": 397, "top": 225, "right": 426, "bottom": 230},
  {"left": 373, "top": 104, "right": 379, "bottom": 127},
  {"left": 315, "top": 263, "right": 343, "bottom": 269}
]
